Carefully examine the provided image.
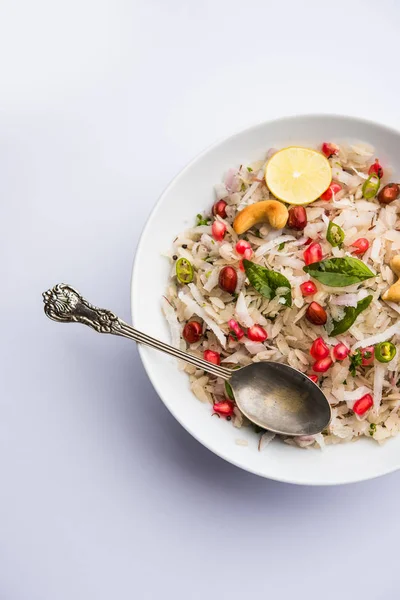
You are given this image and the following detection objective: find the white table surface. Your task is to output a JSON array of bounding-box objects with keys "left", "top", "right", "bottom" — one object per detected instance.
[{"left": 2, "top": 0, "right": 400, "bottom": 598}]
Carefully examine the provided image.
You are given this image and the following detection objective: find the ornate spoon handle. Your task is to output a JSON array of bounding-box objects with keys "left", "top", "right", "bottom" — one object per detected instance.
[{"left": 43, "top": 284, "right": 232, "bottom": 381}]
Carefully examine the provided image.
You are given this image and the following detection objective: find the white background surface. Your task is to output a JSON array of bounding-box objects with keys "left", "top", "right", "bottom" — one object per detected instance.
[{"left": 2, "top": 1, "right": 400, "bottom": 598}]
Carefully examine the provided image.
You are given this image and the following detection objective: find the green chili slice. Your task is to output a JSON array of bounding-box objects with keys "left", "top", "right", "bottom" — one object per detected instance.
[
  {"left": 176, "top": 257, "right": 194, "bottom": 284},
  {"left": 374, "top": 341, "right": 396, "bottom": 363},
  {"left": 326, "top": 221, "right": 345, "bottom": 247},
  {"left": 362, "top": 173, "right": 380, "bottom": 199}
]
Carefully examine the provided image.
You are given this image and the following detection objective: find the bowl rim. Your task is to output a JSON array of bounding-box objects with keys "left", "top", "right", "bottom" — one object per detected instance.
[{"left": 131, "top": 113, "right": 400, "bottom": 486}]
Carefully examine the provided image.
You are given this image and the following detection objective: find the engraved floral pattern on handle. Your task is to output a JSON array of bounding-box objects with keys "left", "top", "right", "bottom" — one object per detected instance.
[{"left": 42, "top": 283, "right": 122, "bottom": 334}]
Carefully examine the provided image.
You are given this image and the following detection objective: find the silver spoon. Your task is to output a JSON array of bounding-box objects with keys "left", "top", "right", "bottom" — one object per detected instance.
[{"left": 42, "top": 284, "right": 331, "bottom": 436}]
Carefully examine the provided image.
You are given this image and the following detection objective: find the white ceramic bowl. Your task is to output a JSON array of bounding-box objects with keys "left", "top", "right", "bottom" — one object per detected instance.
[{"left": 132, "top": 114, "right": 400, "bottom": 485}]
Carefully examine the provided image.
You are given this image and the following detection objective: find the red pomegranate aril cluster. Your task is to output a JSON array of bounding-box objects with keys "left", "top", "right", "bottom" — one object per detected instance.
[
  {"left": 313, "top": 357, "right": 333, "bottom": 373},
  {"left": 321, "top": 142, "right": 339, "bottom": 158},
  {"left": 213, "top": 400, "right": 235, "bottom": 417},
  {"left": 303, "top": 242, "right": 322, "bottom": 265},
  {"left": 333, "top": 343, "right": 350, "bottom": 361},
  {"left": 212, "top": 220, "right": 227, "bottom": 241},
  {"left": 228, "top": 319, "right": 244, "bottom": 341},
  {"left": 235, "top": 240, "right": 253, "bottom": 260},
  {"left": 306, "top": 302, "right": 327, "bottom": 325},
  {"left": 351, "top": 238, "right": 369, "bottom": 255},
  {"left": 204, "top": 350, "right": 221, "bottom": 365},
  {"left": 212, "top": 200, "right": 227, "bottom": 218},
  {"left": 368, "top": 159, "right": 383, "bottom": 179},
  {"left": 320, "top": 182, "right": 342, "bottom": 201},
  {"left": 310, "top": 337, "right": 329, "bottom": 360},
  {"left": 300, "top": 281, "right": 317, "bottom": 296},
  {"left": 353, "top": 394, "right": 373, "bottom": 416},
  {"left": 247, "top": 324, "right": 268, "bottom": 342},
  {"left": 361, "top": 346, "right": 374, "bottom": 366},
  {"left": 183, "top": 321, "right": 202, "bottom": 344}
]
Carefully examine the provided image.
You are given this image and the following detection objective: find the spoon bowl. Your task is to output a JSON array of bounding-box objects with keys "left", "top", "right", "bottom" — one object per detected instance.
[{"left": 231, "top": 362, "right": 331, "bottom": 436}]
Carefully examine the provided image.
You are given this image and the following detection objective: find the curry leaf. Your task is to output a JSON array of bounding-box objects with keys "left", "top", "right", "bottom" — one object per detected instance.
[
  {"left": 304, "top": 257, "right": 375, "bottom": 287},
  {"left": 243, "top": 260, "right": 292, "bottom": 307},
  {"left": 330, "top": 295, "right": 373, "bottom": 337}
]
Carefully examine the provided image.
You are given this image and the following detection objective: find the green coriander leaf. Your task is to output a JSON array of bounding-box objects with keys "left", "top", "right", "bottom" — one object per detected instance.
[
  {"left": 278, "top": 242, "right": 285, "bottom": 251},
  {"left": 196, "top": 213, "right": 211, "bottom": 226},
  {"left": 349, "top": 349, "right": 363, "bottom": 377}
]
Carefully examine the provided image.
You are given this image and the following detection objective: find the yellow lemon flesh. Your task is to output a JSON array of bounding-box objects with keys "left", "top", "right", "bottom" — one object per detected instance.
[{"left": 265, "top": 146, "right": 332, "bottom": 205}]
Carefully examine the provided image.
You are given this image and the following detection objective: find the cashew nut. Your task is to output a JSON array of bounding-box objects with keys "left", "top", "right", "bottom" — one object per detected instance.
[
  {"left": 382, "top": 256, "right": 400, "bottom": 302},
  {"left": 233, "top": 200, "right": 288, "bottom": 235}
]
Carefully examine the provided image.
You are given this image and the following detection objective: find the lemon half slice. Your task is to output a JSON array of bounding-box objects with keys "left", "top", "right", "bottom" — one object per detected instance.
[{"left": 265, "top": 146, "right": 331, "bottom": 205}]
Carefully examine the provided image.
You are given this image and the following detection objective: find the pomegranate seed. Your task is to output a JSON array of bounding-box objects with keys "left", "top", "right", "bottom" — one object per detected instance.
[
  {"left": 212, "top": 220, "right": 227, "bottom": 242},
  {"left": 303, "top": 242, "right": 322, "bottom": 265},
  {"left": 219, "top": 266, "right": 238, "bottom": 294},
  {"left": 321, "top": 142, "right": 339, "bottom": 158},
  {"left": 306, "top": 302, "right": 327, "bottom": 326},
  {"left": 353, "top": 394, "right": 373, "bottom": 416},
  {"left": 182, "top": 321, "right": 202, "bottom": 344},
  {"left": 313, "top": 357, "right": 333, "bottom": 373},
  {"left": 204, "top": 350, "right": 221, "bottom": 365},
  {"left": 360, "top": 346, "right": 374, "bottom": 366},
  {"left": 368, "top": 159, "right": 383, "bottom": 179},
  {"left": 243, "top": 248, "right": 253, "bottom": 260},
  {"left": 247, "top": 324, "right": 268, "bottom": 342},
  {"left": 351, "top": 238, "right": 369, "bottom": 255},
  {"left": 300, "top": 281, "right": 317, "bottom": 296},
  {"left": 238, "top": 260, "right": 245, "bottom": 272},
  {"left": 304, "top": 237, "right": 313, "bottom": 246},
  {"left": 333, "top": 343, "right": 349, "bottom": 361},
  {"left": 307, "top": 374, "right": 319, "bottom": 384},
  {"left": 235, "top": 240, "right": 252, "bottom": 255},
  {"left": 228, "top": 319, "right": 244, "bottom": 342},
  {"left": 213, "top": 400, "right": 234, "bottom": 417},
  {"left": 212, "top": 200, "right": 227, "bottom": 218},
  {"left": 287, "top": 206, "right": 307, "bottom": 230},
  {"left": 320, "top": 182, "right": 342, "bottom": 201},
  {"left": 310, "top": 337, "right": 329, "bottom": 360}
]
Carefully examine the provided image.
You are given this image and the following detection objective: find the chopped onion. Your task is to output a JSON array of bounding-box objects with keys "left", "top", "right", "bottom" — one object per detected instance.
[
  {"left": 225, "top": 168, "right": 240, "bottom": 192},
  {"left": 352, "top": 322, "right": 400, "bottom": 351},
  {"left": 178, "top": 291, "right": 226, "bottom": 347},
  {"left": 331, "top": 167, "right": 362, "bottom": 187},
  {"left": 214, "top": 182, "right": 228, "bottom": 200},
  {"left": 235, "top": 292, "right": 254, "bottom": 327}
]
